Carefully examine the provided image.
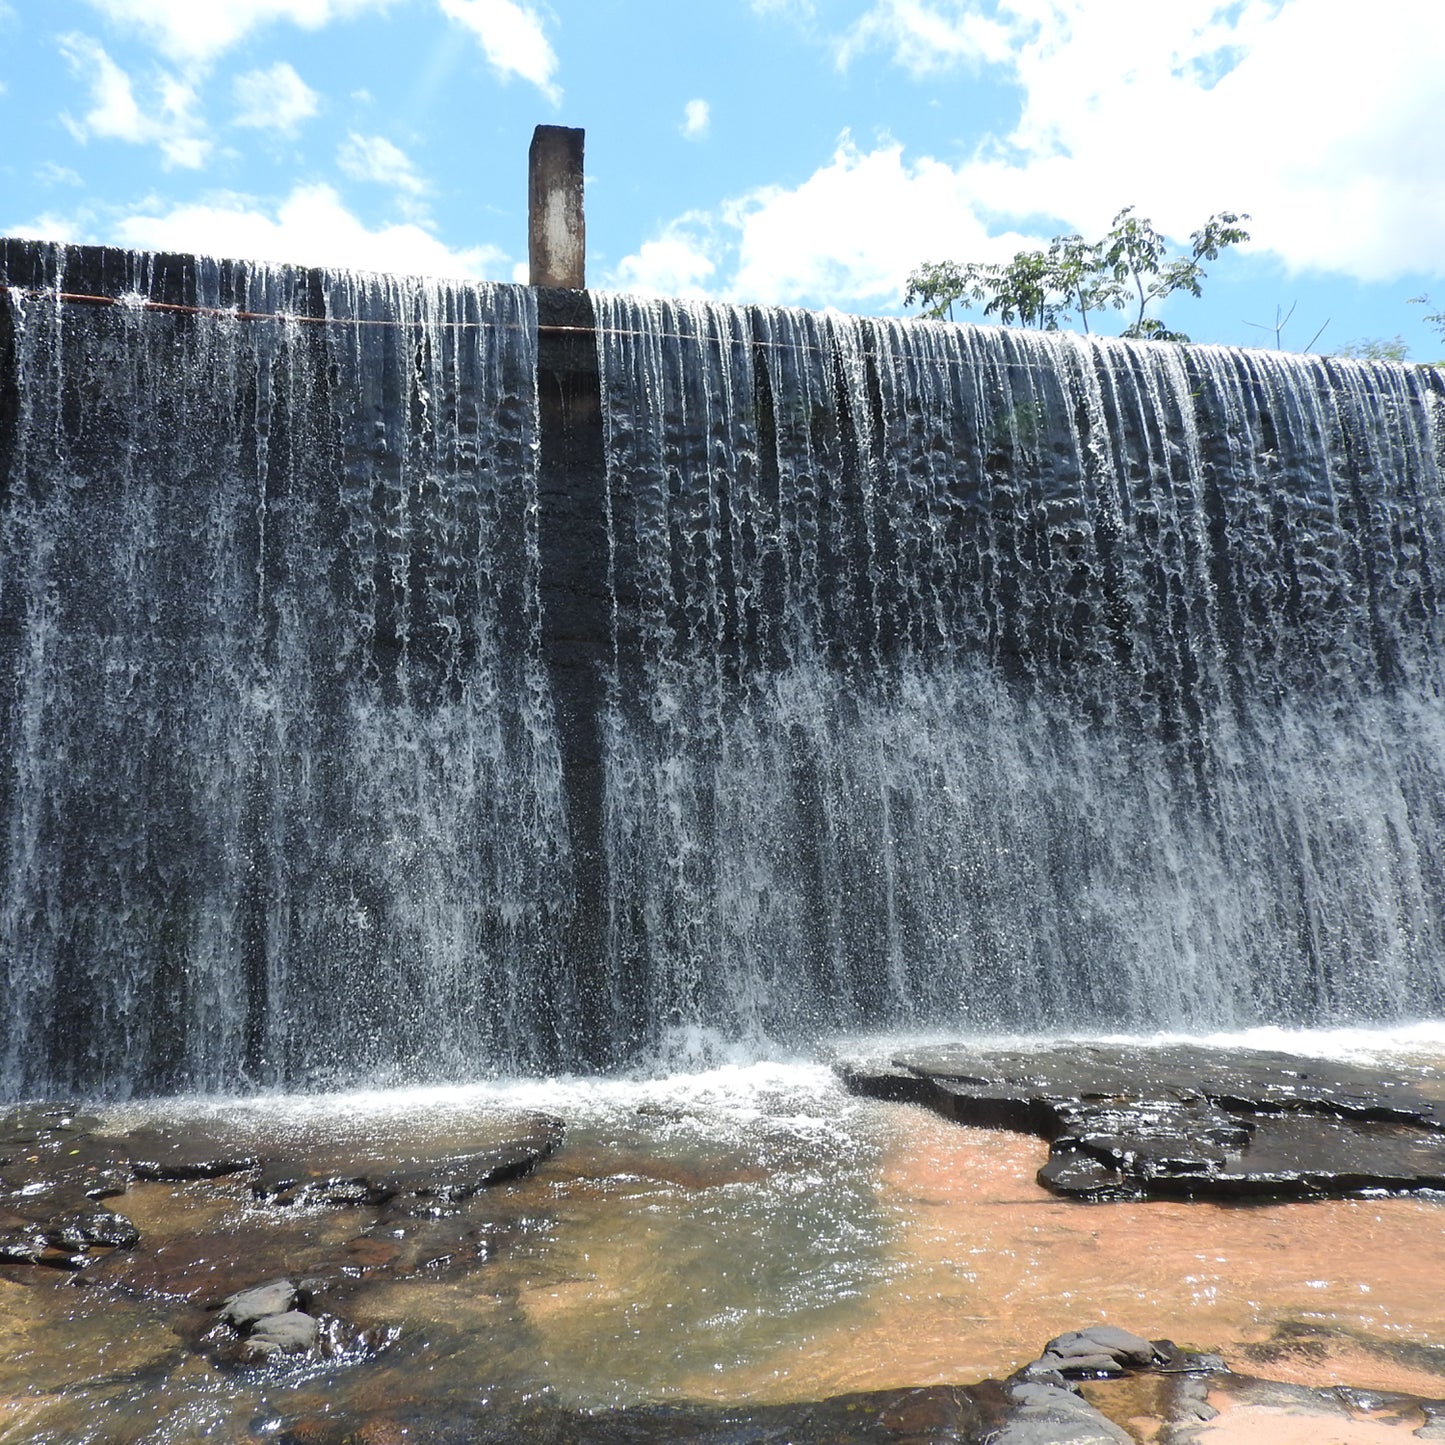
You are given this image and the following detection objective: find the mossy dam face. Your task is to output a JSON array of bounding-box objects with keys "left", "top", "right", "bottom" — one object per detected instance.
[{"left": 3, "top": 237, "right": 1445, "bottom": 1098}]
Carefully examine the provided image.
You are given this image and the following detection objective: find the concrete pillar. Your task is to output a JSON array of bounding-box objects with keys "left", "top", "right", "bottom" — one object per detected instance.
[{"left": 529, "top": 125, "right": 585, "bottom": 289}]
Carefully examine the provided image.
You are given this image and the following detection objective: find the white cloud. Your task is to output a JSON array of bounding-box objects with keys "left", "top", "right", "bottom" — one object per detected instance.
[
  {"left": 436, "top": 0, "right": 560, "bottom": 102},
  {"left": 35, "top": 162, "right": 85, "bottom": 187},
  {"left": 8, "top": 208, "right": 102, "bottom": 245},
  {"left": 106, "top": 183, "right": 505, "bottom": 279},
  {"left": 617, "top": 0, "right": 1445, "bottom": 311},
  {"left": 612, "top": 136, "right": 1029, "bottom": 308},
  {"left": 680, "top": 99, "right": 710, "bottom": 141},
  {"left": 836, "top": 0, "right": 1017, "bottom": 74},
  {"left": 966, "top": 0, "right": 1445, "bottom": 280},
  {"left": 79, "top": 0, "right": 386, "bottom": 64},
  {"left": 58, "top": 32, "right": 210, "bottom": 170},
  {"left": 610, "top": 217, "right": 719, "bottom": 298},
  {"left": 232, "top": 61, "right": 320, "bottom": 133},
  {"left": 731, "top": 136, "right": 1032, "bottom": 306},
  {"left": 338, "top": 132, "right": 428, "bottom": 195}
]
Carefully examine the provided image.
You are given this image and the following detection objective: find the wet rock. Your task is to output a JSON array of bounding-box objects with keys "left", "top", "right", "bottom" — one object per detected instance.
[
  {"left": 343, "top": 1235, "right": 405, "bottom": 1271},
  {"left": 1158, "top": 1370, "right": 1445, "bottom": 1443},
  {"left": 1164, "top": 1374, "right": 1220, "bottom": 1427},
  {"left": 1044, "top": 1325, "right": 1159, "bottom": 1370},
  {"left": 1150, "top": 1339, "right": 1226, "bottom": 1374},
  {"left": 121, "top": 1124, "right": 260, "bottom": 1180},
  {"left": 998, "top": 1326, "right": 1170, "bottom": 1439},
  {"left": 247, "top": 1310, "right": 320, "bottom": 1356},
  {"left": 0, "top": 1107, "right": 142, "bottom": 1271},
  {"left": 0, "top": 1221, "right": 48, "bottom": 1263},
  {"left": 0, "top": 1134, "right": 133, "bottom": 1208},
  {"left": 839, "top": 1042, "right": 1445, "bottom": 1201},
  {"left": 204, "top": 1274, "right": 396, "bottom": 1373},
  {"left": 336, "top": 1217, "right": 501, "bottom": 1282},
  {"left": 252, "top": 1112, "right": 564, "bottom": 1208},
  {"left": 42, "top": 1206, "right": 139, "bottom": 1251},
  {"left": 996, "top": 1375, "right": 1134, "bottom": 1443},
  {"left": 0, "top": 1104, "right": 102, "bottom": 1147},
  {"left": 219, "top": 1278, "right": 299, "bottom": 1329}
]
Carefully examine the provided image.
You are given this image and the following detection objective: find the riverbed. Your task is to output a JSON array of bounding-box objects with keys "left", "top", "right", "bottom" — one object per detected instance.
[{"left": 4, "top": 1027, "right": 1445, "bottom": 1442}]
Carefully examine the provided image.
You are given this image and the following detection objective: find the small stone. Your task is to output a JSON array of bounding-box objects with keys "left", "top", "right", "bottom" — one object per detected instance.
[
  {"left": 237, "top": 1338, "right": 283, "bottom": 1364},
  {"left": 1047, "top": 1325, "right": 1157, "bottom": 1366},
  {"left": 1036, "top": 1152, "right": 1136, "bottom": 1201},
  {"left": 218, "top": 1278, "right": 297, "bottom": 1328},
  {"left": 248, "top": 1310, "right": 319, "bottom": 1354},
  {"left": 1015, "top": 1362, "right": 1078, "bottom": 1389}
]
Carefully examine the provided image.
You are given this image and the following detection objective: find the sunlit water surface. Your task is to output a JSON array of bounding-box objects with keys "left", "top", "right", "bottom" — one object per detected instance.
[{"left": 4, "top": 1027, "right": 1445, "bottom": 1443}]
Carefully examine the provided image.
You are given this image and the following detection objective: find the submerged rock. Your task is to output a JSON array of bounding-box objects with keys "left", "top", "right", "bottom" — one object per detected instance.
[
  {"left": 250, "top": 1112, "right": 565, "bottom": 1208},
  {"left": 122, "top": 1124, "right": 261, "bottom": 1180},
  {"left": 839, "top": 1043, "right": 1445, "bottom": 1202},
  {"left": 42, "top": 1206, "right": 140, "bottom": 1251},
  {"left": 251, "top": 1323, "right": 1231, "bottom": 1442},
  {"left": 0, "top": 1102, "right": 139, "bottom": 1269},
  {"left": 219, "top": 1279, "right": 299, "bottom": 1329},
  {"left": 244, "top": 1310, "right": 320, "bottom": 1358}
]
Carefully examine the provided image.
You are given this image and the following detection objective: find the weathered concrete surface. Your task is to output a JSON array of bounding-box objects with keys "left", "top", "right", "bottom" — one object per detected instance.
[
  {"left": 529, "top": 124, "right": 585, "bottom": 288},
  {"left": 838, "top": 1043, "right": 1445, "bottom": 1201}
]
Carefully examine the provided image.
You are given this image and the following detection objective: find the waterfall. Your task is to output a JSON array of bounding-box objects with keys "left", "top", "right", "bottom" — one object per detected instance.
[
  {"left": 3, "top": 240, "right": 1444, "bottom": 1097},
  {"left": 593, "top": 295, "right": 1445, "bottom": 1055},
  {"left": 1, "top": 245, "right": 570, "bottom": 1096}
]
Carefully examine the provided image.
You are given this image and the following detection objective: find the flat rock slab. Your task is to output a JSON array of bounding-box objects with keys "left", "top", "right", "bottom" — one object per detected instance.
[
  {"left": 1, "top": 1103, "right": 565, "bottom": 1278},
  {"left": 1161, "top": 1372, "right": 1445, "bottom": 1442},
  {"left": 121, "top": 1124, "right": 262, "bottom": 1181},
  {"left": 838, "top": 1042, "right": 1445, "bottom": 1201},
  {"left": 249, "top": 1112, "right": 565, "bottom": 1207}
]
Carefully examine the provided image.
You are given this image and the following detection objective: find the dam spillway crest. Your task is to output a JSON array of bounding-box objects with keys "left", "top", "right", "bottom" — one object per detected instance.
[{"left": 2, "top": 240, "right": 1445, "bottom": 1097}]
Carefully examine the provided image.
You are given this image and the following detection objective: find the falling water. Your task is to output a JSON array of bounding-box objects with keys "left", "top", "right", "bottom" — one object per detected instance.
[
  {"left": 2, "top": 242, "right": 1444, "bottom": 1097},
  {"left": 593, "top": 295, "right": 1445, "bottom": 1054},
  {"left": 0, "top": 247, "right": 570, "bottom": 1096}
]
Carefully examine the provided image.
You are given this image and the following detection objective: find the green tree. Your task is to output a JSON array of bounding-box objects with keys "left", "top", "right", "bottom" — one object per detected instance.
[
  {"left": 905, "top": 207, "right": 1250, "bottom": 342},
  {"left": 1409, "top": 296, "right": 1445, "bottom": 364},
  {"left": 1045, "top": 234, "right": 1123, "bottom": 334},
  {"left": 904, "top": 251, "right": 1069, "bottom": 329}
]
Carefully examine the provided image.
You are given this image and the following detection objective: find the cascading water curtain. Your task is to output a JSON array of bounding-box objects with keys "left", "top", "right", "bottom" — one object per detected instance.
[
  {"left": 0, "top": 247, "right": 570, "bottom": 1097},
  {"left": 595, "top": 295, "right": 1445, "bottom": 1057}
]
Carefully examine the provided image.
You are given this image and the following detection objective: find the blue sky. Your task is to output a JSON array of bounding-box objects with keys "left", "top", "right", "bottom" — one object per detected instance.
[{"left": 3, "top": 0, "right": 1444, "bottom": 355}]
